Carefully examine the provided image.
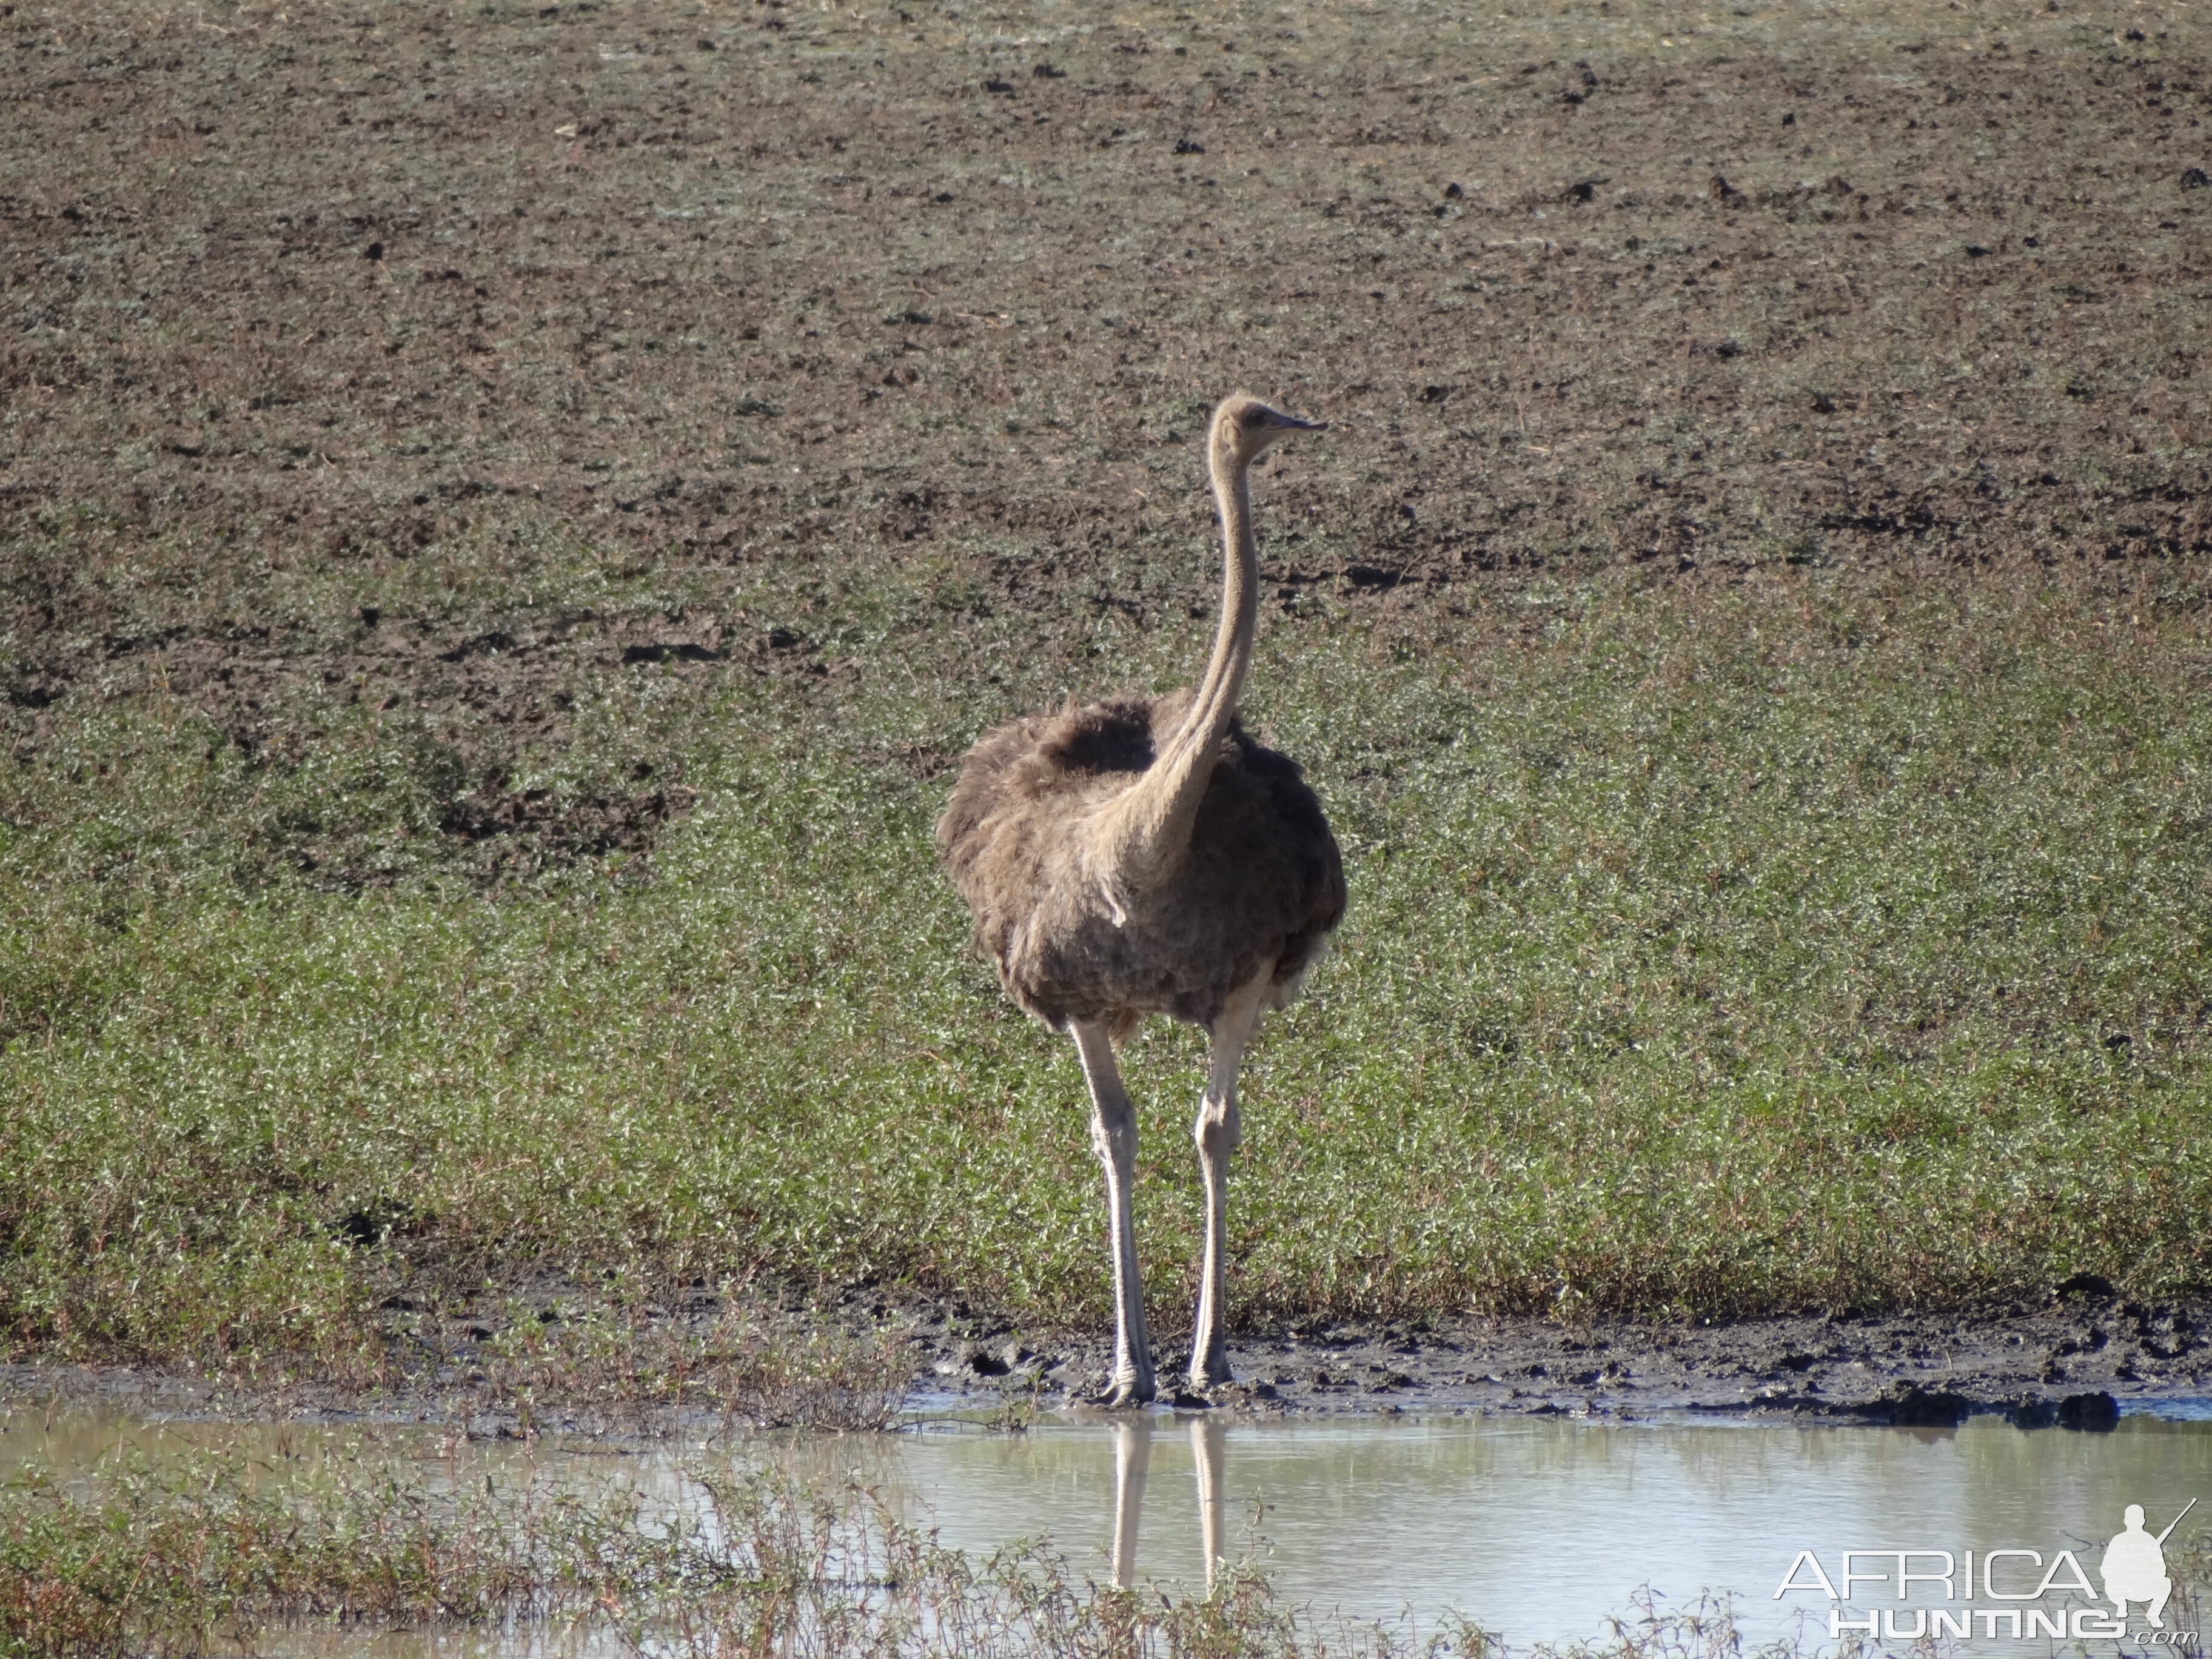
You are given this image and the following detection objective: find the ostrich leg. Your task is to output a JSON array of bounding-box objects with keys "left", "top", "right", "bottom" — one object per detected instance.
[
  {"left": 1191, "top": 1412, "right": 1228, "bottom": 1589},
  {"left": 1073, "top": 1019, "right": 1156, "bottom": 1406},
  {"left": 1108, "top": 1416, "right": 1153, "bottom": 1588},
  {"left": 1189, "top": 967, "right": 1272, "bottom": 1390}
]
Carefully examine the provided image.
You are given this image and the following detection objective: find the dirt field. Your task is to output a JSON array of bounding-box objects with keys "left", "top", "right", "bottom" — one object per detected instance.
[
  {"left": 9, "top": 0, "right": 2211, "bottom": 808},
  {"left": 10, "top": 1, "right": 2212, "bottom": 1402}
]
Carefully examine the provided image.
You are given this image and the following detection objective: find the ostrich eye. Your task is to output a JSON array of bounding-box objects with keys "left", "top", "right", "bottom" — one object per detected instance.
[{"left": 1241, "top": 409, "right": 1265, "bottom": 428}]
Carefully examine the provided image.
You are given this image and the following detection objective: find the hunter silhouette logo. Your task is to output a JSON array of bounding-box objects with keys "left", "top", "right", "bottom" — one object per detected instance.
[
  {"left": 2103, "top": 1499, "right": 2193, "bottom": 1627},
  {"left": 1777, "top": 1498, "right": 2201, "bottom": 1643}
]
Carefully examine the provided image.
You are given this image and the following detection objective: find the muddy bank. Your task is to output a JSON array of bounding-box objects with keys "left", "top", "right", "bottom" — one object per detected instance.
[
  {"left": 914, "top": 1284, "right": 2212, "bottom": 1427},
  {"left": 8, "top": 1280, "right": 2208, "bottom": 1436}
]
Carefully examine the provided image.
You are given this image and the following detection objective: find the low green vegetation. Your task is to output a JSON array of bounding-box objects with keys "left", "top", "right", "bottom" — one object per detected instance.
[
  {"left": 2, "top": 1449, "right": 554, "bottom": 1656},
  {"left": 5, "top": 548, "right": 2210, "bottom": 1370}
]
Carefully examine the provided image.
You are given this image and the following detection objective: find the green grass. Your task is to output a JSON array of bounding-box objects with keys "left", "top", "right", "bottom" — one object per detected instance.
[
  {"left": 2, "top": 1448, "right": 554, "bottom": 1655},
  {"left": 6, "top": 547, "right": 2211, "bottom": 1371}
]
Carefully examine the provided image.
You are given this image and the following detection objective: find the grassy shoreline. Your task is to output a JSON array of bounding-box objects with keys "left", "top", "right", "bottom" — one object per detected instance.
[{"left": 8, "top": 562, "right": 2212, "bottom": 1376}]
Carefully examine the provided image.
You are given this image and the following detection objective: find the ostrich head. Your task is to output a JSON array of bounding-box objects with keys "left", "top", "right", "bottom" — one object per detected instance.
[{"left": 1210, "top": 392, "right": 1326, "bottom": 472}]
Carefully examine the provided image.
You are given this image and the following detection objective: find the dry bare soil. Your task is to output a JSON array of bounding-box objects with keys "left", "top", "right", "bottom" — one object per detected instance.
[{"left": 10, "top": 0, "right": 2211, "bottom": 780}]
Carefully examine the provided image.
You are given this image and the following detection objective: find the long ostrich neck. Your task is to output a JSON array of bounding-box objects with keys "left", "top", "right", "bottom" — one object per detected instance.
[
  {"left": 1188, "top": 452, "right": 1258, "bottom": 731},
  {"left": 1091, "top": 443, "right": 1258, "bottom": 894}
]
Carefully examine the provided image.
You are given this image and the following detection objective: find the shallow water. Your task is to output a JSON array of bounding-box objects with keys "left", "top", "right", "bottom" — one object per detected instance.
[{"left": 8, "top": 1398, "right": 2212, "bottom": 1654}]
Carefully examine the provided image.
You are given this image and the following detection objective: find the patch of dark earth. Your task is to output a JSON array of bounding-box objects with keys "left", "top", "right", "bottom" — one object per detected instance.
[
  {"left": 908, "top": 1282, "right": 2205, "bottom": 1430},
  {"left": 6, "top": 1278, "right": 2205, "bottom": 1438}
]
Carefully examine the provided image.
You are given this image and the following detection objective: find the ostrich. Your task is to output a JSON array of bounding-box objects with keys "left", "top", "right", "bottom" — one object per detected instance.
[{"left": 936, "top": 392, "right": 1345, "bottom": 1406}]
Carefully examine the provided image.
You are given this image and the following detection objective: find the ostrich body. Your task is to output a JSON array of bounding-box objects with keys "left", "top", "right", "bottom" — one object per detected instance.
[{"left": 937, "top": 393, "right": 1345, "bottom": 1406}]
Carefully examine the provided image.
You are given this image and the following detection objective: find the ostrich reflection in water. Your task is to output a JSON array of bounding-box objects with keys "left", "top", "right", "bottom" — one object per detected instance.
[{"left": 1107, "top": 1414, "right": 1232, "bottom": 1589}]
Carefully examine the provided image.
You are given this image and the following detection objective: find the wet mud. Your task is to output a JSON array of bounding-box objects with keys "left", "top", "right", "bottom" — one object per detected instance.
[
  {"left": 10, "top": 1280, "right": 2207, "bottom": 1436},
  {"left": 910, "top": 1281, "right": 2212, "bottom": 1427}
]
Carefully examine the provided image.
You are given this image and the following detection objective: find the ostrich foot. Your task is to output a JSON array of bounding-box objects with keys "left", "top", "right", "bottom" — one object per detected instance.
[
  {"left": 1096, "top": 1374, "right": 1156, "bottom": 1409},
  {"left": 1188, "top": 1353, "right": 1233, "bottom": 1392},
  {"left": 1180, "top": 1339, "right": 1232, "bottom": 1404}
]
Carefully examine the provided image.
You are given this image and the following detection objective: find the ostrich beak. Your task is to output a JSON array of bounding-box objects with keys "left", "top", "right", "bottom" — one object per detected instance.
[{"left": 1269, "top": 411, "right": 1327, "bottom": 432}]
